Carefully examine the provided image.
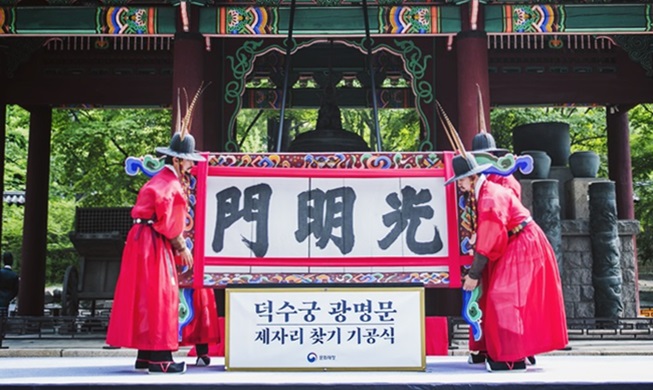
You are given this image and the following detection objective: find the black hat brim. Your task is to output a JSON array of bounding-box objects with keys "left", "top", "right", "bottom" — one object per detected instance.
[
  {"left": 444, "top": 163, "right": 493, "bottom": 186},
  {"left": 155, "top": 146, "right": 205, "bottom": 162}
]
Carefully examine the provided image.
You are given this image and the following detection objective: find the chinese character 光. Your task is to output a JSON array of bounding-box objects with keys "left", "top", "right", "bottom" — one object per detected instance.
[{"left": 378, "top": 185, "right": 443, "bottom": 255}]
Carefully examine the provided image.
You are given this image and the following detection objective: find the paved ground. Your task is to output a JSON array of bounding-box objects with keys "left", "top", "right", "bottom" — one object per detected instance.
[{"left": 1, "top": 355, "right": 653, "bottom": 388}]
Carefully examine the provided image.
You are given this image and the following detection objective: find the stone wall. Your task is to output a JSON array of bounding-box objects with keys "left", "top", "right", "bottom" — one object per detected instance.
[{"left": 561, "top": 219, "right": 640, "bottom": 318}]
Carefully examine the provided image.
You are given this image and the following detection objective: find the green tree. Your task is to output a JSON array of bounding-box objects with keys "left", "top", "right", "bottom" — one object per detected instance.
[
  {"left": 3, "top": 106, "right": 172, "bottom": 284},
  {"left": 628, "top": 104, "right": 653, "bottom": 269},
  {"left": 51, "top": 108, "right": 171, "bottom": 206}
]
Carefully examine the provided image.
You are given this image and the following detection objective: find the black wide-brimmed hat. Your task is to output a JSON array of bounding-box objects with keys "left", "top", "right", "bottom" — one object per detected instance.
[
  {"left": 156, "top": 83, "right": 210, "bottom": 162},
  {"left": 444, "top": 154, "right": 492, "bottom": 186},
  {"left": 471, "top": 132, "right": 509, "bottom": 156},
  {"left": 155, "top": 133, "right": 205, "bottom": 162}
]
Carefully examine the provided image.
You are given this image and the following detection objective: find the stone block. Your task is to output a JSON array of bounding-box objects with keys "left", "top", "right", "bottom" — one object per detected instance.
[
  {"left": 620, "top": 236, "right": 635, "bottom": 252},
  {"left": 564, "top": 301, "right": 576, "bottom": 317},
  {"left": 564, "top": 177, "right": 609, "bottom": 219},
  {"left": 519, "top": 179, "right": 534, "bottom": 214},
  {"left": 621, "top": 267, "right": 636, "bottom": 284},
  {"left": 562, "top": 236, "right": 592, "bottom": 253},
  {"left": 563, "top": 284, "right": 580, "bottom": 301},
  {"left": 549, "top": 166, "right": 573, "bottom": 218},
  {"left": 580, "top": 252, "right": 594, "bottom": 269},
  {"left": 576, "top": 301, "right": 595, "bottom": 318},
  {"left": 581, "top": 285, "right": 595, "bottom": 301},
  {"left": 564, "top": 252, "right": 583, "bottom": 269},
  {"left": 569, "top": 268, "right": 593, "bottom": 285},
  {"left": 562, "top": 268, "right": 575, "bottom": 285}
]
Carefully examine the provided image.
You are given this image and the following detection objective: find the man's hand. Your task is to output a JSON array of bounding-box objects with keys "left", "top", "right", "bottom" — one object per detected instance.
[
  {"left": 462, "top": 274, "right": 479, "bottom": 291},
  {"left": 178, "top": 247, "right": 194, "bottom": 269}
]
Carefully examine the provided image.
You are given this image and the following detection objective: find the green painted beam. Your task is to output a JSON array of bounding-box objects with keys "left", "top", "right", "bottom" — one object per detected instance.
[
  {"left": 0, "top": 4, "right": 652, "bottom": 36},
  {"left": 564, "top": 5, "right": 651, "bottom": 32},
  {"left": 14, "top": 8, "right": 97, "bottom": 34},
  {"left": 2, "top": 7, "right": 177, "bottom": 35},
  {"left": 484, "top": 3, "right": 653, "bottom": 33}
]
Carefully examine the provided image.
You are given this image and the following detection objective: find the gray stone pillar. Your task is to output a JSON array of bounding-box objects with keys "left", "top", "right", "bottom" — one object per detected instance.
[
  {"left": 532, "top": 180, "right": 563, "bottom": 275},
  {"left": 589, "top": 181, "right": 623, "bottom": 318},
  {"left": 618, "top": 220, "right": 640, "bottom": 317}
]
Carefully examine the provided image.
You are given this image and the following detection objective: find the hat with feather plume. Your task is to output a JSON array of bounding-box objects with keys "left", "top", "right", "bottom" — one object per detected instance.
[
  {"left": 471, "top": 84, "right": 509, "bottom": 156},
  {"left": 156, "top": 82, "right": 209, "bottom": 162},
  {"left": 436, "top": 99, "right": 492, "bottom": 186}
]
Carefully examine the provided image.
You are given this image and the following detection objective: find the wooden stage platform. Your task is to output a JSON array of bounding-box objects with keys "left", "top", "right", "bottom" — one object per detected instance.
[{"left": 0, "top": 355, "right": 652, "bottom": 390}]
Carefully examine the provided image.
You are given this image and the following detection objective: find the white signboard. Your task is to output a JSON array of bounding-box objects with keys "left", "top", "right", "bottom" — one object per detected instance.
[
  {"left": 204, "top": 175, "right": 449, "bottom": 258},
  {"left": 226, "top": 286, "right": 425, "bottom": 371}
]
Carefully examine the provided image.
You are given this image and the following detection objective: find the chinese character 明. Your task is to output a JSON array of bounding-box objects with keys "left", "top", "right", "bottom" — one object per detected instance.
[
  {"left": 378, "top": 185, "right": 444, "bottom": 255},
  {"left": 295, "top": 187, "right": 356, "bottom": 254},
  {"left": 212, "top": 184, "right": 272, "bottom": 257}
]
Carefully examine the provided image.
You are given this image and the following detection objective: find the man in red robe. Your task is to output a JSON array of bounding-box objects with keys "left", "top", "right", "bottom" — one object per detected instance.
[
  {"left": 446, "top": 154, "right": 568, "bottom": 372},
  {"left": 106, "top": 132, "right": 204, "bottom": 374},
  {"left": 467, "top": 132, "right": 523, "bottom": 364}
]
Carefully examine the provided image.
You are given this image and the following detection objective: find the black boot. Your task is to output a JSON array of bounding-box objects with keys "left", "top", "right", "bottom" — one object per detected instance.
[
  {"left": 468, "top": 350, "right": 487, "bottom": 364},
  {"left": 148, "top": 350, "right": 186, "bottom": 375},
  {"left": 485, "top": 356, "right": 526, "bottom": 372},
  {"left": 195, "top": 343, "right": 210, "bottom": 366},
  {"left": 135, "top": 350, "right": 150, "bottom": 371}
]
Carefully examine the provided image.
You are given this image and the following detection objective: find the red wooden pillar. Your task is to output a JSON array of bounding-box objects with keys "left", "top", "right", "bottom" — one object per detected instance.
[
  {"left": 172, "top": 32, "right": 206, "bottom": 149},
  {"left": 606, "top": 104, "right": 635, "bottom": 220},
  {"left": 203, "top": 37, "right": 223, "bottom": 152},
  {"left": 435, "top": 37, "right": 458, "bottom": 151},
  {"left": 456, "top": 4, "right": 490, "bottom": 148},
  {"left": 456, "top": 30, "right": 490, "bottom": 148},
  {"left": 18, "top": 106, "right": 51, "bottom": 316}
]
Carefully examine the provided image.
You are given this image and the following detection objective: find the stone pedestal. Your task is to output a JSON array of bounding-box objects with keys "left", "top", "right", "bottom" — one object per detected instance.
[
  {"left": 565, "top": 177, "right": 609, "bottom": 220},
  {"left": 549, "top": 166, "right": 574, "bottom": 219},
  {"left": 532, "top": 180, "right": 563, "bottom": 276},
  {"left": 561, "top": 219, "right": 639, "bottom": 318},
  {"left": 520, "top": 179, "right": 534, "bottom": 214}
]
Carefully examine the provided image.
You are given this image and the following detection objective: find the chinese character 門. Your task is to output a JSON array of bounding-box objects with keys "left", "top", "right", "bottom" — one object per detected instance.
[{"left": 212, "top": 183, "right": 272, "bottom": 257}]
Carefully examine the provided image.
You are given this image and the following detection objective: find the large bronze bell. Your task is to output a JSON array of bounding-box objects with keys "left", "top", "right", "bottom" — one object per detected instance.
[{"left": 288, "top": 86, "right": 370, "bottom": 152}]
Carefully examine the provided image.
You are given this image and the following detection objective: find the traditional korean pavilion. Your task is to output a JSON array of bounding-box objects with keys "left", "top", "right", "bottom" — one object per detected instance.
[{"left": 1, "top": 0, "right": 652, "bottom": 315}]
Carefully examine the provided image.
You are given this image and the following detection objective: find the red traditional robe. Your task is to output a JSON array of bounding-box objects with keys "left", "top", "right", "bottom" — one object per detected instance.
[
  {"left": 468, "top": 173, "right": 522, "bottom": 353},
  {"left": 107, "top": 167, "right": 187, "bottom": 351},
  {"left": 473, "top": 180, "right": 568, "bottom": 362},
  {"left": 487, "top": 174, "right": 521, "bottom": 200},
  {"left": 179, "top": 288, "right": 220, "bottom": 346}
]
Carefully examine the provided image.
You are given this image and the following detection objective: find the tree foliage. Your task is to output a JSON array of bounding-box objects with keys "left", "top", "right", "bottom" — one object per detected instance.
[
  {"left": 51, "top": 108, "right": 171, "bottom": 206},
  {"left": 3, "top": 106, "right": 172, "bottom": 284}
]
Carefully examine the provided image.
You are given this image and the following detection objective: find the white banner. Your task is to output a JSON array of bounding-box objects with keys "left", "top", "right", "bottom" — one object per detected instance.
[
  {"left": 204, "top": 176, "right": 449, "bottom": 258},
  {"left": 226, "top": 286, "right": 425, "bottom": 371}
]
